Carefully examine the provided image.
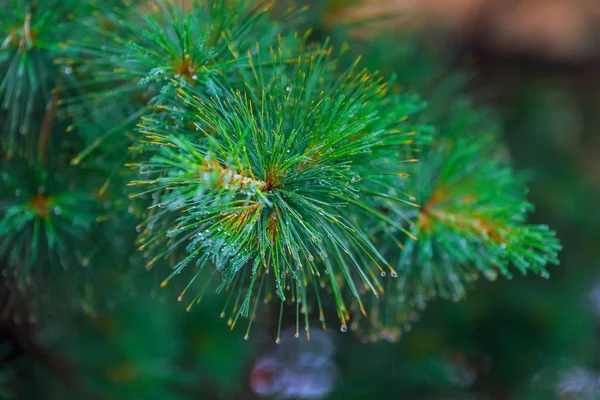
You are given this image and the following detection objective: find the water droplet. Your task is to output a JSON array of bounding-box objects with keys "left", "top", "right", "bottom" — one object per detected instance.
[
  {"left": 64, "top": 66, "right": 73, "bottom": 75},
  {"left": 340, "top": 324, "right": 347, "bottom": 332},
  {"left": 380, "top": 271, "right": 386, "bottom": 277},
  {"left": 390, "top": 271, "right": 398, "bottom": 278}
]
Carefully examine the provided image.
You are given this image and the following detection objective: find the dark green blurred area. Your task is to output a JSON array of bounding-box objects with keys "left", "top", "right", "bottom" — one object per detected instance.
[
  {"left": 315, "top": 2, "right": 600, "bottom": 399},
  {"left": 2, "top": 1, "right": 600, "bottom": 399}
]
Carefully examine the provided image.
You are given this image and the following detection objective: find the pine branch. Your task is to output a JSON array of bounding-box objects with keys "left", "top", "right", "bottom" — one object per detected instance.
[
  {"left": 131, "top": 37, "right": 426, "bottom": 338},
  {"left": 395, "top": 136, "right": 560, "bottom": 300},
  {"left": 0, "top": 0, "right": 89, "bottom": 157},
  {"left": 344, "top": 33, "right": 562, "bottom": 342},
  {"left": 0, "top": 0, "right": 562, "bottom": 348},
  {"left": 0, "top": 160, "right": 104, "bottom": 275},
  {"left": 65, "top": 0, "right": 288, "bottom": 166}
]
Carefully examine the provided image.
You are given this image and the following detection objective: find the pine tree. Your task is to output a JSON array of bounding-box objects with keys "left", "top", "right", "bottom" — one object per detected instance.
[{"left": 0, "top": 0, "right": 562, "bottom": 398}]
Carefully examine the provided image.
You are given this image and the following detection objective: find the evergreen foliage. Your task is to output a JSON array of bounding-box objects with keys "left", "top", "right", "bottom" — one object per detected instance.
[
  {"left": 0, "top": 0, "right": 81, "bottom": 154},
  {"left": 132, "top": 39, "right": 427, "bottom": 336},
  {"left": 0, "top": 1, "right": 567, "bottom": 398},
  {"left": 66, "top": 0, "right": 288, "bottom": 167},
  {"left": 320, "top": 33, "right": 561, "bottom": 342},
  {"left": 0, "top": 160, "right": 102, "bottom": 272}
]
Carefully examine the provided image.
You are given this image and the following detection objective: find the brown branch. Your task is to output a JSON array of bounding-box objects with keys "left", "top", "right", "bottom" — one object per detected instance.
[
  {"left": 200, "top": 159, "right": 267, "bottom": 191},
  {"left": 418, "top": 186, "right": 507, "bottom": 244},
  {"left": 38, "top": 93, "right": 59, "bottom": 165}
]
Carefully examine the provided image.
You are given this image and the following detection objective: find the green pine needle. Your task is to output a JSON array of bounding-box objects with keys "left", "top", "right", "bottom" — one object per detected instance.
[
  {"left": 356, "top": 131, "right": 561, "bottom": 343},
  {"left": 66, "top": 0, "right": 288, "bottom": 166},
  {"left": 398, "top": 135, "right": 561, "bottom": 299},
  {"left": 131, "top": 40, "right": 426, "bottom": 335},
  {"left": 0, "top": 1, "right": 564, "bottom": 344},
  {"left": 0, "top": 0, "right": 91, "bottom": 155},
  {"left": 336, "top": 33, "right": 562, "bottom": 343},
  {"left": 0, "top": 160, "right": 103, "bottom": 274}
]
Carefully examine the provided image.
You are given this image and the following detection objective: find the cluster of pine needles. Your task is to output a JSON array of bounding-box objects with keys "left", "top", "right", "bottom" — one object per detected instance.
[{"left": 0, "top": 0, "right": 561, "bottom": 343}]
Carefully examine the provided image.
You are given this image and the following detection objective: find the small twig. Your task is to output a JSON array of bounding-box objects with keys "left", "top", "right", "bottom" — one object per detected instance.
[
  {"left": 16, "top": 4, "right": 37, "bottom": 50},
  {"left": 38, "top": 94, "right": 59, "bottom": 165}
]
